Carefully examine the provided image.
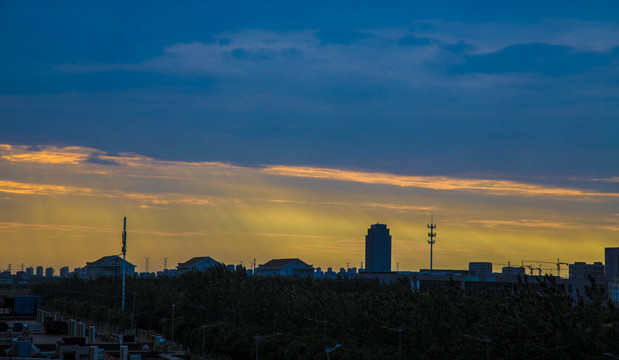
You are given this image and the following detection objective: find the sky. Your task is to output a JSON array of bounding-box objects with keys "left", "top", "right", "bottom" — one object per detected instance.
[{"left": 1, "top": 1, "right": 618, "bottom": 273}]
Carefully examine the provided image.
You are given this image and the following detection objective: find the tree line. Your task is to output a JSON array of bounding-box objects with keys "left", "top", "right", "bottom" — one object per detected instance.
[{"left": 33, "top": 266, "right": 619, "bottom": 359}]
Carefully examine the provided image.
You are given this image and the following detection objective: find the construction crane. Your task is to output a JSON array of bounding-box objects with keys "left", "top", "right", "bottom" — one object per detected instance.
[
  {"left": 523, "top": 259, "right": 570, "bottom": 278},
  {"left": 526, "top": 264, "right": 542, "bottom": 276},
  {"left": 556, "top": 258, "right": 569, "bottom": 278}
]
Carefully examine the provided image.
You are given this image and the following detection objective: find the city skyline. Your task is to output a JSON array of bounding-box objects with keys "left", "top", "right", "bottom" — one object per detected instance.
[{"left": 1, "top": 2, "right": 618, "bottom": 271}]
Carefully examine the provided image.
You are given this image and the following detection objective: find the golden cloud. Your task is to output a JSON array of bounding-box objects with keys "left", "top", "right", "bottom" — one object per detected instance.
[{"left": 262, "top": 165, "right": 619, "bottom": 199}]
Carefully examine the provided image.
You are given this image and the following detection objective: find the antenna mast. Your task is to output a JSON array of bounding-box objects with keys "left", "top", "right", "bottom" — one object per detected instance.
[
  {"left": 145, "top": 257, "right": 150, "bottom": 273},
  {"left": 163, "top": 257, "right": 168, "bottom": 270},
  {"left": 427, "top": 212, "right": 437, "bottom": 270},
  {"left": 121, "top": 217, "right": 127, "bottom": 310}
]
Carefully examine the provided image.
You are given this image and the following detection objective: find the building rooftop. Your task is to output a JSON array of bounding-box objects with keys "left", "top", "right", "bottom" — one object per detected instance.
[
  {"left": 259, "top": 258, "right": 311, "bottom": 269},
  {"left": 177, "top": 256, "right": 217, "bottom": 267}
]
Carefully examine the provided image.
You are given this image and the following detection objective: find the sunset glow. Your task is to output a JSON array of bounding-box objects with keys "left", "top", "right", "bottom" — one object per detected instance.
[{"left": 0, "top": 144, "right": 616, "bottom": 273}]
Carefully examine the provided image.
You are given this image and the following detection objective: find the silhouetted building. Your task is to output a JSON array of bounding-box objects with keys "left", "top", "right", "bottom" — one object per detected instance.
[
  {"left": 35, "top": 266, "right": 43, "bottom": 277},
  {"left": 74, "top": 267, "right": 87, "bottom": 279},
  {"left": 45, "top": 267, "right": 54, "bottom": 277},
  {"left": 85, "top": 255, "right": 136, "bottom": 278},
  {"left": 156, "top": 269, "right": 178, "bottom": 277},
  {"left": 606, "top": 248, "right": 619, "bottom": 276},
  {"left": 59, "top": 266, "right": 70, "bottom": 278},
  {"left": 419, "top": 269, "right": 474, "bottom": 276},
  {"left": 365, "top": 223, "right": 392, "bottom": 272},
  {"left": 256, "top": 258, "right": 314, "bottom": 276},
  {"left": 608, "top": 277, "right": 619, "bottom": 304},
  {"left": 347, "top": 267, "right": 357, "bottom": 277},
  {"left": 502, "top": 266, "right": 525, "bottom": 276},
  {"left": 469, "top": 262, "right": 492, "bottom": 275},
  {"left": 177, "top": 256, "right": 219, "bottom": 274},
  {"left": 25, "top": 267, "right": 34, "bottom": 277},
  {"left": 569, "top": 262, "right": 604, "bottom": 280}
]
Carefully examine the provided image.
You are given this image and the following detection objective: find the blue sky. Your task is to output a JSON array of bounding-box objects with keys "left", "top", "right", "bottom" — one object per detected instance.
[
  {"left": 1, "top": 2, "right": 619, "bottom": 270},
  {"left": 2, "top": 1, "right": 619, "bottom": 179}
]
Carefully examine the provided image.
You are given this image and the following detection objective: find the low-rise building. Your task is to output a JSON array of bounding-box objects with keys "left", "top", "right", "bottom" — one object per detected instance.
[
  {"left": 85, "top": 255, "right": 136, "bottom": 278},
  {"left": 502, "top": 266, "right": 525, "bottom": 276},
  {"left": 569, "top": 262, "right": 605, "bottom": 280},
  {"left": 469, "top": 262, "right": 492, "bottom": 275},
  {"left": 177, "top": 256, "right": 220, "bottom": 274},
  {"left": 256, "top": 258, "right": 314, "bottom": 276}
]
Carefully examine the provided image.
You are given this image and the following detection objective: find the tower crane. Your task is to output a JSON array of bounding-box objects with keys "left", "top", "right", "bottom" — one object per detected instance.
[
  {"left": 523, "top": 259, "right": 570, "bottom": 278},
  {"left": 556, "top": 258, "right": 569, "bottom": 278},
  {"left": 526, "top": 264, "right": 542, "bottom": 276}
]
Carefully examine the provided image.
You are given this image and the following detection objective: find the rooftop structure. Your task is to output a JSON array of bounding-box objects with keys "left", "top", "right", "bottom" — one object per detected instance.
[
  {"left": 256, "top": 258, "right": 314, "bottom": 276},
  {"left": 84, "top": 255, "right": 136, "bottom": 279},
  {"left": 177, "top": 256, "right": 219, "bottom": 274}
]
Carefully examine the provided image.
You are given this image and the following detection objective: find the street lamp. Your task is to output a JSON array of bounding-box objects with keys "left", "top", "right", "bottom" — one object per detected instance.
[
  {"left": 201, "top": 322, "right": 225, "bottom": 360},
  {"left": 130, "top": 291, "right": 136, "bottom": 333},
  {"left": 226, "top": 309, "right": 236, "bottom": 328},
  {"left": 307, "top": 318, "right": 328, "bottom": 338},
  {"left": 171, "top": 304, "right": 175, "bottom": 344},
  {"left": 381, "top": 326, "right": 404, "bottom": 359},
  {"left": 463, "top": 334, "right": 491, "bottom": 360},
  {"left": 253, "top": 332, "right": 282, "bottom": 360},
  {"left": 273, "top": 312, "right": 279, "bottom": 334},
  {"left": 325, "top": 344, "right": 341, "bottom": 360}
]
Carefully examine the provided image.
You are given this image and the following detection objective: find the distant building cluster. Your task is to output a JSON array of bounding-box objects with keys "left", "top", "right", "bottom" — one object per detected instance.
[{"left": 3, "top": 223, "right": 619, "bottom": 303}]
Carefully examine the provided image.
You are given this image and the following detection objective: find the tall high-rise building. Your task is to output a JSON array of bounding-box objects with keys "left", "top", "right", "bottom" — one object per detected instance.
[
  {"left": 606, "top": 248, "right": 619, "bottom": 276},
  {"left": 59, "top": 266, "right": 70, "bottom": 278},
  {"left": 35, "top": 266, "right": 43, "bottom": 277},
  {"left": 365, "top": 223, "right": 392, "bottom": 272}
]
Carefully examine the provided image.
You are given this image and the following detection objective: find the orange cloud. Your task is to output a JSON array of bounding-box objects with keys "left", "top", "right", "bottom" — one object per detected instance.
[
  {"left": 262, "top": 165, "right": 619, "bottom": 199},
  {"left": 467, "top": 219, "right": 577, "bottom": 229},
  {"left": 0, "top": 179, "right": 238, "bottom": 206},
  {"left": 0, "top": 145, "right": 95, "bottom": 164}
]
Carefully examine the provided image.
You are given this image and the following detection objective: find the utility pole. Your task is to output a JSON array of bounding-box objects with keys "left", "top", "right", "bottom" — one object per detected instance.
[
  {"left": 130, "top": 291, "right": 136, "bottom": 333},
  {"left": 121, "top": 217, "right": 127, "bottom": 311},
  {"left": 427, "top": 213, "right": 437, "bottom": 270}
]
